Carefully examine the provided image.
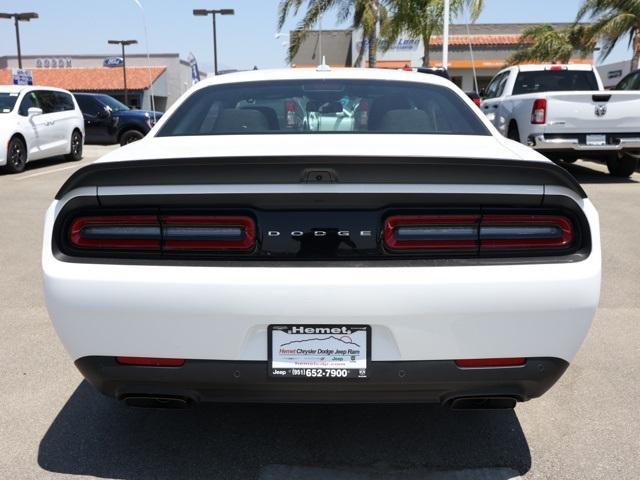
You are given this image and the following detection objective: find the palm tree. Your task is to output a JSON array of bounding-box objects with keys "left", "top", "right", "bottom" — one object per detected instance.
[
  {"left": 277, "top": 0, "right": 386, "bottom": 67},
  {"left": 506, "top": 24, "right": 596, "bottom": 65},
  {"left": 577, "top": 0, "right": 640, "bottom": 69},
  {"left": 383, "top": 0, "right": 484, "bottom": 67}
]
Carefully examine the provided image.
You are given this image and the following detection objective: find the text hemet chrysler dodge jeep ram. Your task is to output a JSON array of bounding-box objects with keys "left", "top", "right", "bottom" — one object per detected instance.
[{"left": 43, "top": 68, "right": 601, "bottom": 409}]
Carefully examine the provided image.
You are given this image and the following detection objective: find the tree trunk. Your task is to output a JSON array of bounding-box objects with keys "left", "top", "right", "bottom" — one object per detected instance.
[
  {"left": 421, "top": 31, "right": 432, "bottom": 67},
  {"left": 633, "top": 28, "right": 640, "bottom": 70},
  {"left": 367, "top": 0, "right": 380, "bottom": 68},
  {"left": 354, "top": 37, "right": 366, "bottom": 67},
  {"left": 368, "top": 32, "right": 378, "bottom": 68}
]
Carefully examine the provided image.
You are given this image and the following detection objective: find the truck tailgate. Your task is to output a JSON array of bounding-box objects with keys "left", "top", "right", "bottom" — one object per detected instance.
[{"left": 544, "top": 91, "right": 640, "bottom": 132}]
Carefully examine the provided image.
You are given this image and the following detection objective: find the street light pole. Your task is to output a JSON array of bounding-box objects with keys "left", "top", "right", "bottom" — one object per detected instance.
[
  {"left": 0, "top": 12, "right": 39, "bottom": 69},
  {"left": 442, "top": 0, "right": 450, "bottom": 70},
  {"left": 193, "top": 9, "right": 234, "bottom": 75},
  {"left": 108, "top": 39, "right": 138, "bottom": 106}
]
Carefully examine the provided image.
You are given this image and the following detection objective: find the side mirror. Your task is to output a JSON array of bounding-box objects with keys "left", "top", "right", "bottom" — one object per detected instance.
[
  {"left": 27, "top": 107, "right": 43, "bottom": 117},
  {"left": 96, "top": 109, "right": 110, "bottom": 119}
]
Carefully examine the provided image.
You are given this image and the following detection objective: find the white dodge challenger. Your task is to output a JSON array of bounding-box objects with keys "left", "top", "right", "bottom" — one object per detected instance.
[{"left": 43, "top": 68, "right": 601, "bottom": 409}]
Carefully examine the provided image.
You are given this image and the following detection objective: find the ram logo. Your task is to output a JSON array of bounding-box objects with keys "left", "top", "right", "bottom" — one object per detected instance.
[{"left": 595, "top": 104, "right": 607, "bottom": 117}]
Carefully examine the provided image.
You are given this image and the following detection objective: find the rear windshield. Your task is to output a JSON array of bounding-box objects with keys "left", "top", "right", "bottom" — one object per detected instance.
[
  {"left": 0, "top": 92, "right": 19, "bottom": 113},
  {"left": 157, "top": 80, "right": 489, "bottom": 137},
  {"left": 513, "top": 70, "right": 599, "bottom": 95}
]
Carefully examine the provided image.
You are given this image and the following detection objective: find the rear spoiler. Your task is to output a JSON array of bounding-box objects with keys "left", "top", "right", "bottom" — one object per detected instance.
[{"left": 56, "top": 156, "right": 586, "bottom": 200}]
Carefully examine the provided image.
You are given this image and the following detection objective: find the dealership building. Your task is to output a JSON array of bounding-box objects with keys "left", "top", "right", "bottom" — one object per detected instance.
[
  {"left": 292, "top": 23, "right": 592, "bottom": 91},
  {"left": 0, "top": 53, "right": 205, "bottom": 111}
]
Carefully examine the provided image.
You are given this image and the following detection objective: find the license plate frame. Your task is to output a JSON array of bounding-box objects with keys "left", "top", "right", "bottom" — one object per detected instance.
[
  {"left": 586, "top": 134, "right": 607, "bottom": 146},
  {"left": 268, "top": 324, "right": 371, "bottom": 380}
]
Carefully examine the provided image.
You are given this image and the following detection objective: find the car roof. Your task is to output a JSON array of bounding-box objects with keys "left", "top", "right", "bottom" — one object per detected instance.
[{"left": 0, "top": 84, "right": 73, "bottom": 94}]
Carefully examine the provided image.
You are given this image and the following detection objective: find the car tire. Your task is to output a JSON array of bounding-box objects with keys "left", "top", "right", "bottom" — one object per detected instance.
[
  {"left": 65, "top": 130, "right": 83, "bottom": 161},
  {"left": 507, "top": 123, "right": 520, "bottom": 143},
  {"left": 119, "top": 130, "right": 145, "bottom": 146},
  {"left": 4, "top": 136, "right": 27, "bottom": 173},
  {"left": 606, "top": 154, "right": 638, "bottom": 177}
]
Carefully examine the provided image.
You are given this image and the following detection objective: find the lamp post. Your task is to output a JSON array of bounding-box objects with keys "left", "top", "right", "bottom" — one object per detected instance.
[
  {"left": 193, "top": 8, "right": 234, "bottom": 75},
  {"left": 442, "top": 0, "right": 450, "bottom": 70},
  {"left": 0, "top": 12, "right": 39, "bottom": 69},
  {"left": 108, "top": 39, "right": 138, "bottom": 106}
]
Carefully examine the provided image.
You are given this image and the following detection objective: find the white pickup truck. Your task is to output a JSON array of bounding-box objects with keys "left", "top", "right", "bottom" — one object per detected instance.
[{"left": 481, "top": 64, "right": 640, "bottom": 176}]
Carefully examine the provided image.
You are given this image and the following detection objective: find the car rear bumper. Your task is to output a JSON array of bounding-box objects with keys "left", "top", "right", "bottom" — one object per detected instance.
[{"left": 76, "top": 356, "right": 569, "bottom": 404}]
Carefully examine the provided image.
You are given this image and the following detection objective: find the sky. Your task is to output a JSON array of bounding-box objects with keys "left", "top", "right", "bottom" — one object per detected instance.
[{"left": 0, "top": 0, "right": 633, "bottom": 73}]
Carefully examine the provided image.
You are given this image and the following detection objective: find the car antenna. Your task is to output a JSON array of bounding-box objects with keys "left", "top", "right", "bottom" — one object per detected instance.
[{"left": 317, "top": 56, "right": 331, "bottom": 72}]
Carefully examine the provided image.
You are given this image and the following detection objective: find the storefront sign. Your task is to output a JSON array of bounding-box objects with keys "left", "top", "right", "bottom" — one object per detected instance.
[
  {"left": 103, "top": 57, "right": 125, "bottom": 67},
  {"left": 36, "top": 58, "right": 72, "bottom": 68}
]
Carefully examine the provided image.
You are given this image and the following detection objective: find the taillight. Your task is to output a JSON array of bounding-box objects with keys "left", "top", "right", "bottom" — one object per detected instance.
[
  {"left": 384, "top": 214, "right": 574, "bottom": 254},
  {"left": 531, "top": 99, "right": 547, "bottom": 124},
  {"left": 69, "top": 215, "right": 161, "bottom": 249},
  {"left": 384, "top": 215, "right": 480, "bottom": 251},
  {"left": 285, "top": 100, "right": 297, "bottom": 128},
  {"left": 161, "top": 215, "right": 255, "bottom": 251},
  {"left": 69, "top": 214, "right": 255, "bottom": 252},
  {"left": 455, "top": 358, "right": 526, "bottom": 368},
  {"left": 480, "top": 215, "right": 573, "bottom": 250}
]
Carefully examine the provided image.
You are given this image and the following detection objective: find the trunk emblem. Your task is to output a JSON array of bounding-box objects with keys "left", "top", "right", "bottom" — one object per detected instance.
[{"left": 595, "top": 104, "right": 607, "bottom": 117}]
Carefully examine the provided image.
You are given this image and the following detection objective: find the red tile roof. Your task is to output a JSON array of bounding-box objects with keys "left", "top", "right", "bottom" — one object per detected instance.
[
  {"left": 430, "top": 34, "right": 525, "bottom": 46},
  {"left": 0, "top": 67, "right": 166, "bottom": 91}
]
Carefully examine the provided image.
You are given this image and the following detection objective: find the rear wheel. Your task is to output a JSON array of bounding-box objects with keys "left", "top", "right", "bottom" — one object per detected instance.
[
  {"left": 4, "top": 136, "right": 27, "bottom": 173},
  {"left": 119, "top": 129, "right": 144, "bottom": 146},
  {"left": 507, "top": 123, "right": 520, "bottom": 143},
  {"left": 607, "top": 154, "right": 638, "bottom": 177},
  {"left": 65, "top": 130, "right": 83, "bottom": 161}
]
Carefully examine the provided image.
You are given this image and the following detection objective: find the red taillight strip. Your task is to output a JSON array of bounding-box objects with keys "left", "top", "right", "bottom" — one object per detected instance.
[
  {"left": 384, "top": 215, "right": 480, "bottom": 250},
  {"left": 480, "top": 215, "right": 573, "bottom": 249},
  {"left": 69, "top": 215, "right": 161, "bottom": 249},
  {"left": 455, "top": 358, "right": 526, "bottom": 368},
  {"left": 160, "top": 215, "right": 256, "bottom": 251},
  {"left": 116, "top": 356, "right": 185, "bottom": 367}
]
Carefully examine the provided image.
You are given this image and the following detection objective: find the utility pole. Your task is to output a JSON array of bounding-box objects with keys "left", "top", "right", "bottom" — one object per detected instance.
[
  {"left": 442, "top": 0, "right": 450, "bottom": 70},
  {"left": 0, "top": 12, "right": 39, "bottom": 69},
  {"left": 193, "top": 9, "right": 235, "bottom": 75},
  {"left": 108, "top": 39, "right": 138, "bottom": 106}
]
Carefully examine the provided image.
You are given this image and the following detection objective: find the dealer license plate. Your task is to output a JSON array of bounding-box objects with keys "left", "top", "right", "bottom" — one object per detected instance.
[
  {"left": 269, "top": 325, "right": 369, "bottom": 379},
  {"left": 586, "top": 134, "right": 606, "bottom": 146}
]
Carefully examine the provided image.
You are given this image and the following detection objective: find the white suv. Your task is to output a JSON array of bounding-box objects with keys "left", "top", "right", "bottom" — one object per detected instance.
[{"left": 0, "top": 85, "right": 85, "bottom": 173}]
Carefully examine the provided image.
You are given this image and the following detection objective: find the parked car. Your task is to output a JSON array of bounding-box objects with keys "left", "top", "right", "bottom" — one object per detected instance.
[
  {"left": 481, "top": 64, "right": 640, "bottom": 176},
  {"left": 43, "top": 68, "right": 600, "bottom": 409},
  {"left": 0, "top": 85, "right": 84, "bottom": 173},
  {"left": 465, "top": 90, "right": 482, "bottom": 106},
  {"left": 73, "top": 93, "right": 162, "bottom": 146}
]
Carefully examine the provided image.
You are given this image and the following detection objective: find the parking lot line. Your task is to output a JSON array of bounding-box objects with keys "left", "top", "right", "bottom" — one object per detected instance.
[{"left": 14, "top": 163, "right": 86, "bottom": 181}]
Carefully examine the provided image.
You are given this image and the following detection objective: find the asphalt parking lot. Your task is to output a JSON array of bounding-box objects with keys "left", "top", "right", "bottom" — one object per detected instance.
[{"left": 0, "top": 145, "right": 638, "bottom": 479}]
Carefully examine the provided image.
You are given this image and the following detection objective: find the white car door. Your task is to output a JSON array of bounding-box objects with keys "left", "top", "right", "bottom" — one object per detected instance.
[
  {"left": 16, "top": 90, "right": 50, "bottom": 160},
  {"left": 38, "top": 90, "right": 70, "bottom": 156},
  {"left": 480, "top": 71, "right": 509, "bottom": 128}
]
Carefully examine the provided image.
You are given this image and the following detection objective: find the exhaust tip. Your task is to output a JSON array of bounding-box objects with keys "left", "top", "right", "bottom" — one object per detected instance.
[
  {"left": 121, "top": 395, "right": 192, "bottom": 409},
  {"left": 449, "top": 396, "right": 518, "bottom": 410}
]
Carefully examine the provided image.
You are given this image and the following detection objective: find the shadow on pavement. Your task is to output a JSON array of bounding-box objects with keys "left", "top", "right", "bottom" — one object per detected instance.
[
  {"left": 561, "top": 161, "right": 638, "bottom": 185},
  {"left": 38, "top": 381, "right": 531, "bottom": 480}
]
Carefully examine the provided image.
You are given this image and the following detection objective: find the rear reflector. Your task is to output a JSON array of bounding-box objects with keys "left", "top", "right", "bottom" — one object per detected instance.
[
  {"left": 384, "top": 215, "right": 480, "bottom": 251},
  {"left": 161, "top": 215, "right": 255, "bottom": 251},
  {"left": 69, "top": 214, "right": 255, "bottom": 252},
  {"left": 455, "top": 358, "right": 526, "bottom": 368},
  {"left": 116, "top": 357, "right": 185, "bottom": 367}
]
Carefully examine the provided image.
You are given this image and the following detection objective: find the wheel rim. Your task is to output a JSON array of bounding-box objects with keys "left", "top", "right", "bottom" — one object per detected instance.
[
  {"left": 9, "top": 141, "right": 25, "bottom": 168},
  {"left": 72, "top": 133, "right": 82, "bottom": 157}
]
